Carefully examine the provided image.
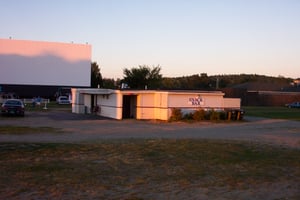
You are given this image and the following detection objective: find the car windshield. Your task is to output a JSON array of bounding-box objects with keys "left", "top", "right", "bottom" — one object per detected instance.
[
  {"left": 61, "top": 97, "right": 68, "bottom": 100},
  {"left": 5, "top": 100, "right": 22, "bottom": 106}
]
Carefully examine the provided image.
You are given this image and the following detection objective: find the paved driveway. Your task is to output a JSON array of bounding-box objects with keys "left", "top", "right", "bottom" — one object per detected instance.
[{"left": 1, "top": 110, "right": 300, "bottom": 148}]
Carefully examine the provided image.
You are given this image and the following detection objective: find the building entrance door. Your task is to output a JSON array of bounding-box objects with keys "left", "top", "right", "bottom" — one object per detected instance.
[{"left": 122, "top": 95, "right": 137, "bottom": 119}]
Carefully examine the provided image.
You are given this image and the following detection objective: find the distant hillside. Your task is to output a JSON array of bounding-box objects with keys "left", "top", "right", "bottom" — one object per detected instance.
[
  {"left": 231, "top": 81, "right": 289, "bottom": 91},
  {"left": 161, "top": 74, "right": 293, "bottom": 91}
]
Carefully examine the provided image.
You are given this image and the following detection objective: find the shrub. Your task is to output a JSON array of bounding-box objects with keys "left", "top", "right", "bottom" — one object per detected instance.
[
  {"left": 209, "top": 110, "right": 221, "bottom": 121},
  {"left": 183, "top": 112, "right": 194, "bottom": 120},
  {"left": 170, "top": 108, "right": 182, "bottom": 121},
  {"left": 193, "top": 109, "right": 206, "bottom": 121},
  {"left": 219, "top": 111, "right": 227, "bottom": 120}
]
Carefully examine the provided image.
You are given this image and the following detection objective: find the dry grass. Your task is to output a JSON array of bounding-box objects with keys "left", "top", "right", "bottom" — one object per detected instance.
[{"left": 0, "top": 139, "right": 299, "bottom": 199}]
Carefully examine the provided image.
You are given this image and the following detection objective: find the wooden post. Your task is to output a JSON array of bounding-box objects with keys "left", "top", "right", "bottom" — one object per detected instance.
[
  {"left": 237, "top": 111, "right": 241, "bottom": 120},
  {"left": 227, "top": 111, "right": 231, "bottom": 121}
]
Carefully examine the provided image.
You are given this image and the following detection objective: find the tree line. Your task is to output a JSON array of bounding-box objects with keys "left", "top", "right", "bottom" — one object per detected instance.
[{"left": 91, "top": 62, "right": 293, "bottom": 90}]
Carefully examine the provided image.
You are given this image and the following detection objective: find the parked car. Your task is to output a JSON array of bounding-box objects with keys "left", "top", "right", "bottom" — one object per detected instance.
[
  {"left": 286, "top": 102, "right": 300, "bottom": 108},
  {"left": 0, "top": 92, "right": 19, "bottom": 104},
  {"left": 1, "top": 99, "right": 25, "bottom": 116},
  {"left": 56, "top": 96, "right": 71, "bottom": 105}
]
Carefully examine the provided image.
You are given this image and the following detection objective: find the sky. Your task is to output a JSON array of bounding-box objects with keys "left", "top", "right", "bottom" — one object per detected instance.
[{"left": 1, "top": 0, "right": 300, "bottom": 79}]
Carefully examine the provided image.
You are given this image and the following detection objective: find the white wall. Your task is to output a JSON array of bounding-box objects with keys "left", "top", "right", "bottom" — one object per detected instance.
[
  {"left": 167, "top": 92, "right": 225, "bottom": 118},
  {"left": 71, "top": 88, "right": 85, "bottom": 113},
  {"left": 96, "top": 93, "right": 122, "bottom": 120},
  {"left": 83, "top": 94, "right": 92, "bottom": 114},
  {"left": 154, "top": 92, "right": 169, "bottom": 120},
  {"left": 167, "top": 93, "right": 223, "bottom": 108},
  {"left": 137, "top": 93, "right": 155, "bottom": 119},
  {"left": 200, "top": 95, "right": 224, "bottom": 109},
  {"left": 223, "top": 98, "right": 241, "bottom": 109},
  {"left": 0, "top": 39, "right": 91, "bottom": 86}
]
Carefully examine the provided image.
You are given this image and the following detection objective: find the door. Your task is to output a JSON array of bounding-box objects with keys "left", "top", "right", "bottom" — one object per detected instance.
[{"left": 122, "top": 95, "right": 137, "bottom": 119}]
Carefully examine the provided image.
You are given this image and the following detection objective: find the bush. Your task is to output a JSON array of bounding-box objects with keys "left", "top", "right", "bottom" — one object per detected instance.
[
  {"left": 171, "top": 108, "right": 228, "bottom": 122},
  {"left": 183, "top": 112, "right": 194, "bottom": 120},
  {"left": 219, "top": 111, "right": 227, "bottom": 120},
  {"left": 209, "top": 110, "right": 221, "bottom": 121},
  {"left": 170, "top": 108, "right": 182, "bottom": 121},
  {"left": 193, "top": 109, "right": 206, "bottom": 121}
]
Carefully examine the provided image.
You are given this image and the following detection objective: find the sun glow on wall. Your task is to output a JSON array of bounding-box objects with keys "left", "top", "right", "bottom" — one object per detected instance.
[{"left": 0, "top": 39, "right": 91, "bottom": 86}]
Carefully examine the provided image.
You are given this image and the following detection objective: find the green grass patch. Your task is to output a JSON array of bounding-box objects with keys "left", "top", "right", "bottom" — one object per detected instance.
[
  {"left": 0, "top": 126, "right": 63, "bottom": 134},
  {"left": 0, "top": 139, "right": 299, "bottom": 199},
  {"left": 24, "top": 101, "right": 71, "bottom": 112},
  {"left": 243, "top": 106, "right": 300, "bottom": 120}
]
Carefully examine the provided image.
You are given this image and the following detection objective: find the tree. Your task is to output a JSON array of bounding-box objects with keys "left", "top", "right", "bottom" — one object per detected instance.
[
  {"left": 102, "top": 78, "right": 117, "bottom": 89},
  {"left": 91, "top": 62, "right": 103, "bottom": 88},
  {"left": 122, "top": 65, "right": 162, "bottom": 89}
]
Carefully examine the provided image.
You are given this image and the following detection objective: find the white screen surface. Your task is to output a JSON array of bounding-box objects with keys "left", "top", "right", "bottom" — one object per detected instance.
[{"left": 0, "top": 39, "right": 91, "bottom": 86}]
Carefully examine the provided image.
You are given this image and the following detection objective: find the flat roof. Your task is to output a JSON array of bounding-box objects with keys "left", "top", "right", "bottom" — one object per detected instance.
[{"left": 73, "top": 88, "right": 224, "bottom": 96}]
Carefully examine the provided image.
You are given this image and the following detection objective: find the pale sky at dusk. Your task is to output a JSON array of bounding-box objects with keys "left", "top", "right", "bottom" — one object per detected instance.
[{"left": 1, "top": 0, "right": 300, "bottom": 79}]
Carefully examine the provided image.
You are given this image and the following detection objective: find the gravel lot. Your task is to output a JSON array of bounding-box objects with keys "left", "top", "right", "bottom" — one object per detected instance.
[{"left": 1, "top": 110, "right": 300, "bottom": 148}]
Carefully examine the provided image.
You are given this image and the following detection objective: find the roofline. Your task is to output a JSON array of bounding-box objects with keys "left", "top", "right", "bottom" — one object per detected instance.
[{"left": 72, "top": 88, "right": 224, "bottom": 96}]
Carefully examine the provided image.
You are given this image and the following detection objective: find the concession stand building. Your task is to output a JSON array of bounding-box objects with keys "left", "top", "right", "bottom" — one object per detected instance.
[{"left": 71, "top": 88, "right": 241, "bottom": 121}]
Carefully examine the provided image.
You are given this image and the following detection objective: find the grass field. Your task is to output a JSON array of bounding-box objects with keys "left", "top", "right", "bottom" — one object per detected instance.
[
  {"left": 23, "top": 101, "right": 71, "bottom": 111},
  {"left": 1, "top": 106, "right": 299, "bottom": 199},
  {"left": 0, "top": 140, "right": 299, "bottom": 199},
  {"left": 243, "top": 106, "right": 300, "bottom": 121}
]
